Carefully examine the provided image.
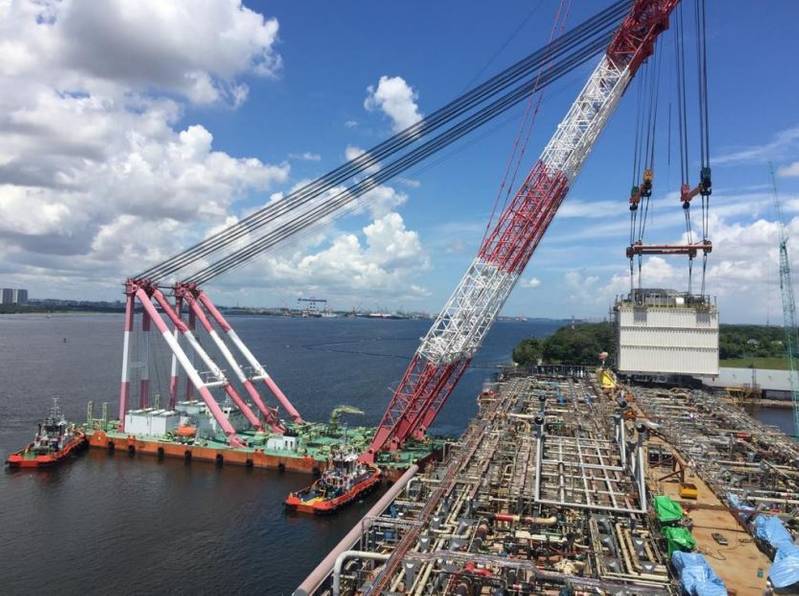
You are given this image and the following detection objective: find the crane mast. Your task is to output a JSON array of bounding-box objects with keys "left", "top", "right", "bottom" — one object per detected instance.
[
  {"left": 364, "top": 0, "right": 680, "bottom": 462},
  {"left": 772, "top": 168, "right": 799, "bottom": 437}
]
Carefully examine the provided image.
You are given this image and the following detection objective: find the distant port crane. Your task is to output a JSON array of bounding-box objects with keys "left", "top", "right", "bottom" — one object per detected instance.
[
  {"left": 771, "top": 166, "right": 799, "bottom": 437},
  {"left": 115, "top": 0, "right": 696, "bottom": 453}
]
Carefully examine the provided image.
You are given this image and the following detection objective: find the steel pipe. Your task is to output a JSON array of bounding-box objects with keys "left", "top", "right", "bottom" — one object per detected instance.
[
  {"left": 293, "top": 464, "right": 419, "bottom": 596},
  {"left": 332, "top": 551, "right": 389, "bottom": 596}
]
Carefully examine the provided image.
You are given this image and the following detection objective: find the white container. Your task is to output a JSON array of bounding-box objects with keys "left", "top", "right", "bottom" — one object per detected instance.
[
  {"left": 124, "top": 408, "right": 180, "bottom": 437},
  {"left": 124, "top": 410, "right": 151, "bottom": 435},
  {"left": 150, "top": 411, "right": 180, "bottom": 436},
  {"left": 266, "top": 435, "right": 298, "bottom": 452}
]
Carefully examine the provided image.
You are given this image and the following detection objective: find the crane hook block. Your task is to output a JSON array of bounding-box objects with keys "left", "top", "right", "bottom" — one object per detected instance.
[
  {"left": 629, "top": 185, "right": 640, "bottom": 210},
  {"left": 699, "top": 166, "right": 712, "bottom": 196},
  {"left": 641, "top": 169, "right": 653, "bottom": 198},
  {"left": 680, "top": 182, "right": 695, "bottom": 207}
]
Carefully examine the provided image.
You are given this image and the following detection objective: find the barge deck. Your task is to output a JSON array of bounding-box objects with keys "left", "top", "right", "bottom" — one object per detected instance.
[{"left": 83, "top": 421, "right": 444, "bottom": 480}]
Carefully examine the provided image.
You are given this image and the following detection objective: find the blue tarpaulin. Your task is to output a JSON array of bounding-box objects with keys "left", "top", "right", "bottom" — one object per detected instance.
[
  {"left": 770, "top": 544, "right": 799, "bottom": 590},
  {"left": 671, "top": 551, "right": 727, "bottom": 596},
  {"left": 753, "top": 515, "right": 799, "bottom": 591},
  {"left": 726, "top": 493, "right": 755, "bottom": 513},
  {"left": 726, "top": 493, "right": 756, "bottom": 526},
  {"left": 754, "top": 515, "right": 794, "bottom": 550},
  {"left": 770, "top": 544, "right": 799, "bottom": 591}
]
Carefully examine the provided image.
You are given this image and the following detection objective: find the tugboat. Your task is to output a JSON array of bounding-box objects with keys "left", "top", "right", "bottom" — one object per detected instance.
[
  {"left": 285, "top": 447, "right": 381, "bottom": 514},
  {"left": 6, "top": 399, "right": 87, "bottom": 468}
]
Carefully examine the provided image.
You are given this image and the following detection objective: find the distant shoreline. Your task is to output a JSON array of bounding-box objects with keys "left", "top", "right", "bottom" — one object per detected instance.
[
  {"left": 0, "top": 307, "right": 123, "bottom": 315},
  {"left": 0, "top": 306, "right": 564, "bottom": 323}
]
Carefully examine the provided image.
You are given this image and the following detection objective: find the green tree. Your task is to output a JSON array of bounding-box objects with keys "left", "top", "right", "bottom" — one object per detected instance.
[
  {"left": 512, "top": 338, "right": 544, "bottom": 366},
  {"left": 513, "top": 322, "right": 614, "bottom": 367}
]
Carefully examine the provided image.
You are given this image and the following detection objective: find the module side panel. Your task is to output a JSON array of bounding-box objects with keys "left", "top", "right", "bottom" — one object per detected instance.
[{"left": 616, "top": 305, "right": 719, "bottom": 376}]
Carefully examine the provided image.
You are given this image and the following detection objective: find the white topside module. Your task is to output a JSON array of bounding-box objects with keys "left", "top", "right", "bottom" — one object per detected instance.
[
  {"left": 124, "top": 409, "right": 180, "bottom": 437},
  {"left": 615, "top": 289, "right": 719, "bottom": 377}
]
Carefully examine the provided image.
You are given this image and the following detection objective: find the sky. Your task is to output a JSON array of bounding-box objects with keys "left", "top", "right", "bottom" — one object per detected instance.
[{"left": 1, "top": 0, "right": 799, "bottom": 323}]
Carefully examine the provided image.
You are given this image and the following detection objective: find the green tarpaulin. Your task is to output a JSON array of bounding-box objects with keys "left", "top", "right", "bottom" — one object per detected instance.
[
  {"left": 654, "top": 495, "right": 684, "bottom": 524},
  {"left": 662, "top": 525, "right": 696, "bottom": 555}
]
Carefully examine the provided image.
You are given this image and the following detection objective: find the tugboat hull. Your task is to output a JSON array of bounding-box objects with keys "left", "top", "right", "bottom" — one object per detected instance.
[
  {"left": 285, "top": 468, "right": 381, "bottom": 514},
  {"left": 6, "top": 432, "right": 87, "bottom": 468}
]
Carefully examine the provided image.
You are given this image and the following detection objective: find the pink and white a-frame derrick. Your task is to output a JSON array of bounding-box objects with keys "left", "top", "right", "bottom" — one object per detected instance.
[
  {"left": 364, "top": 0, "right": 678, "bottom": 462},
  {"left": 117, "top": 279, "right": 302, "bottom": 446}
]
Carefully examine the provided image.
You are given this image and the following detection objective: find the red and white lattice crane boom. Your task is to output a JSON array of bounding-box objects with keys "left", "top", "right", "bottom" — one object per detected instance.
[
  {"left": 364, "top": 0, "right": 681, "bottom": 462},
  {"left": 115, "top": 1, "right": 682, "bottom": 451}
]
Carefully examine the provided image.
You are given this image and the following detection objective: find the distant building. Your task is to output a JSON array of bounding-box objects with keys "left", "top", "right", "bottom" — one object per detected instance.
[
  {"left": 1, "top": 288, "right": 29, "bottom": 304},
  {"left": 703, "top": 367, "right": 797, "bottom": 401}
]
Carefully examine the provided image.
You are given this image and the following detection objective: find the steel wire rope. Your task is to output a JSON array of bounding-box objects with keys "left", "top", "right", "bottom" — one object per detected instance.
[
  {"left": 637, "top": 40, "right": 662, "bottom": 247},
  {"left": 674, "top": 2, "right": 695, "bottom": 292},
  {"left": 187, "top": 35, "right": 612, "bottom": 285},
  {"left": 629, "top": 63, "right": 647, "bottom": 288},
  {"left": 695, "top": 0, "right": 711, "bottom": 296},
  {"left": 191, "top": 41, "right": 607, "bottom": 285},
  {"left": 135, "top": 1, "right": 631, "bottom": 282},
  {"left": 638, "top": 65, "right": 650, "bottom": 287},
  {"left": 460, "top": 0, "right": 547, "bottom": 93},
  {"left": 142, "top": 5, "right": 626, "bottom": 282},
  {"left": 149, "top": 9, "right": 625, "bottom": 282}
]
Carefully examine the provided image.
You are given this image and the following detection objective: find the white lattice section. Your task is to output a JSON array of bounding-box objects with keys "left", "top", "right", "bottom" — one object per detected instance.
[
  {"left": 418, "top": 258, "right": 517, "bottom": 364},
  {"left": 418, "top": 54, "right": 634, "bottom": 365},
  {"left": 540, "top": 56, "right": 630, "bottom": 180}
]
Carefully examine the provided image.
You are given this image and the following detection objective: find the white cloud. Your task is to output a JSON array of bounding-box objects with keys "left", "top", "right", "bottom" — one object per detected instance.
[
  {"left": 359, "top": 185, "right": 408, "bottom": 219},
  {"left": 520, "top": 277, "right": 541, "bottom": 289},
  {"left": 0, "top": 3, "right": 435, "bottom": 309},
  {"left": 715, "top": 126, "right": 799, "bottom": 166},
  {"left": 0, "top": 100, "right": 288, "bottom": 254},
  {"left": 209, "top": 211, "right": 430, "bottom": 301},
  {"left": 445, "top": 239, "right": 467, "bottom": 254},
  {"left": 289, "top": 152, "right": 321, "bottom": 161},
  {"left": 344, "top": 120, "right": 358, "bottom": 128},
  {"left": 564, "top": 270, "right": 602, "bottom": 305},
  {"left": 778, "top": 161, "right": 799, "bottom": 177},
  {"left": 345, "top": 145, "right": 366, "bottom": 161},
  {"left": 552, "top": 210, "right": 799, "bottom": 322},
  {"left": 364, "top": 75, "right": 422, "bottom": 133},
  {"left": 558, "top": 199, "right": 619, "bottom": 219},
  {"left": 344, "top": 145, "right": 380, "bottom": 176},
  {"left": 1, "top": 0, "right": 281, "bottom": 105},
  {"left": 396, "top": 177, "right": 421, "bottom": 189},
  {"left": 0, "top": 0, "right": 290, "bottom": 292}
]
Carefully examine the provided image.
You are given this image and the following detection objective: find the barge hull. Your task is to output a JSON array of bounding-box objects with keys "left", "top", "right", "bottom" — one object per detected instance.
[
  {"left": 90, "top": 430, "right": 323, "bottom": 473},
  {"left": 86, "top": 429, "right": 440, "bottom": 479}
]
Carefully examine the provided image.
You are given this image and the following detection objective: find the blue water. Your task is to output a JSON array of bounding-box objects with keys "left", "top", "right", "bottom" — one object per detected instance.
[
  {"left": 746, "top": 405, "right": 796, "bottom": 437},
  {"left": 2, "top": 314, "right": 792, "bottom": 594},
  {"left": 0, "top": 313, "right": 560, "bottom": 595}
]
